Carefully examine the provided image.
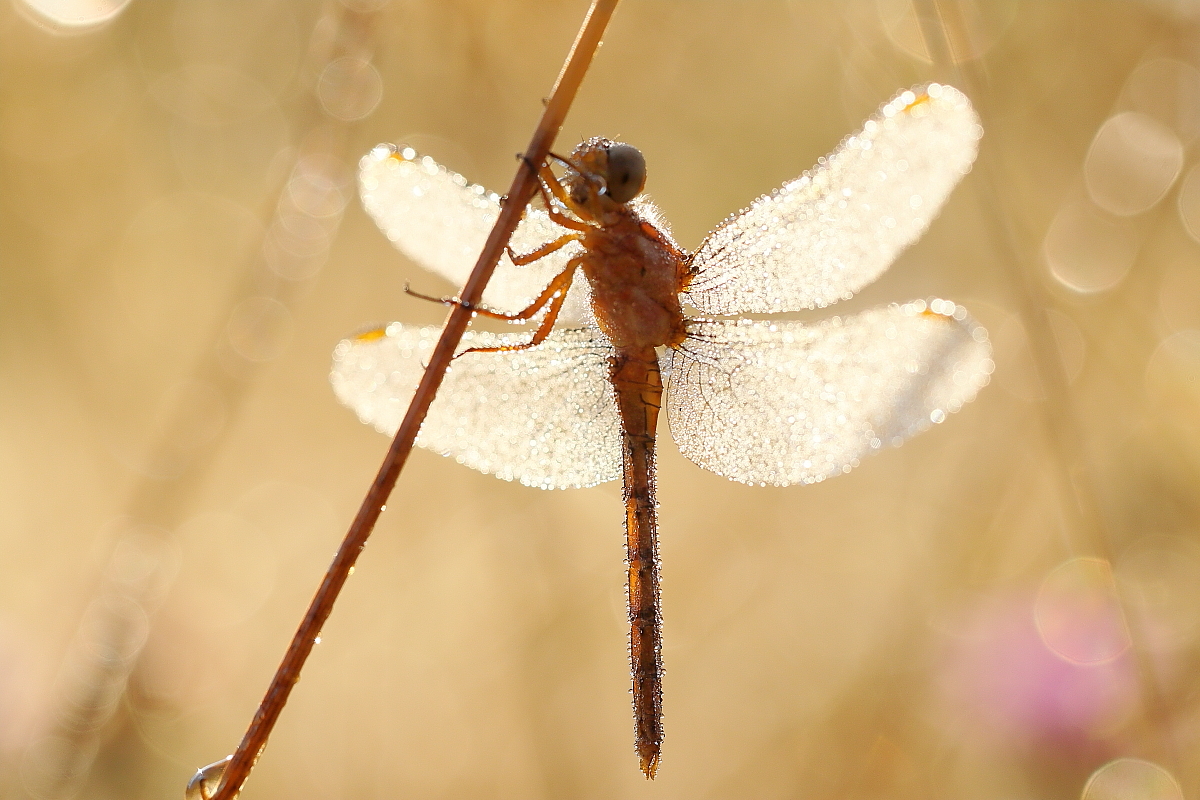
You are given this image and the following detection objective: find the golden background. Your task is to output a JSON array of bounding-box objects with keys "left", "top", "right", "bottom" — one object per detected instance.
[{"left": 1, "top": 1, "right": 1199, "bottom": 798}]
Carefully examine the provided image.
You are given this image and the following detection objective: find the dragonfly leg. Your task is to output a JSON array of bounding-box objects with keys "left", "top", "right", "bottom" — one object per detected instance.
[
  {"left": 517, "top": 153, "right": 592, "bottom": 230},
  {"left": 540, "top": 159, "right": 603, "bottom": 224},
  {"left": 532, "top": 164, "right": 593, "bottom": 232},
  {"left": 507, "top": 232, "right": 583, "bottom": 266},
  {"left": 404, "top": 284, "right": 466, "bottom": 309},
  {"left": 405, "top": 255, "right": 575, "bottom": 322},
  {"left": 545, "top": 150, "right": 583, "bottom": 180},
  {"left": 544, "top": 200, "right": 591, "bottom": 232},
  {"left": 455, "top": 257, "right": 583, "bottom": 358}
]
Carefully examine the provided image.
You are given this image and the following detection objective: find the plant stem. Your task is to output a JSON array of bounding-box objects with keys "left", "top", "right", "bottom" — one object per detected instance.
[{"left": 207, "top": 2, "right": 620, "bottom": 797}]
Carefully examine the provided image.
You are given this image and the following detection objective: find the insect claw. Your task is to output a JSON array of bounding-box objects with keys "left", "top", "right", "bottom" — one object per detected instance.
[
  {"left": 546, "top": 151, "right": 574, "bottom": 169},
  {"left": 405, "top": 284, "right": 465, "bottom": 310}
]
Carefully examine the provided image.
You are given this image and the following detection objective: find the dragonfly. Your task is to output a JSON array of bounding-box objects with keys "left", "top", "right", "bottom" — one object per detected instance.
[{"left": 332, "top": 83, "right": 992, "bottom": 778}]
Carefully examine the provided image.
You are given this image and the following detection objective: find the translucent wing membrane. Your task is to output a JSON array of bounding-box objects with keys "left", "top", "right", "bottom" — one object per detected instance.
[
  {"left": 331, "top": 323, "right": 620, "bottom": 489},
  {"left": 359, "top": 144, "right": 591, "bottom": 324},
  {"left": 684, "top": 84, "right": 981, "bottom": 315},
  {"left": 662, "top": 301, "right": 993, "bottom": 486}
]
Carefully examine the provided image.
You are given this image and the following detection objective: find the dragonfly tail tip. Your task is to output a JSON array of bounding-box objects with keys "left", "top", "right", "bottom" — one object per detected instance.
[{"left": 639, "top": 748, "right": 660, "bottom": 779}]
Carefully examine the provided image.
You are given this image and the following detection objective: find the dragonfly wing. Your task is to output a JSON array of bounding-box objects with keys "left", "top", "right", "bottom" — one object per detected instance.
[
  {"left": 359, "top": 145, "right": 592, "bottom": 325},
  {"left": 331, "top": 323, "right": 620, "bottom": 489},
  {"left": 662, "top": 301, "right": 993, "bottom": 486},
  {"left": 684, "top": 84, "right": 981, "bottom": 314}
]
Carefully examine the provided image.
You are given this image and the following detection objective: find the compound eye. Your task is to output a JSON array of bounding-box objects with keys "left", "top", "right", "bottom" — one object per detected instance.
[{"left": 604, "top": 143, "right": 646, "bottom": 203}]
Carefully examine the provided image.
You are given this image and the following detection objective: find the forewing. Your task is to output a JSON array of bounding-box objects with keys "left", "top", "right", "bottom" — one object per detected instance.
[
  {"left": 331, "top": 323, "right": 620, "bottom": 489},
  {"left": 684, "top": 84, "right": 981, "bottom": 314},
  {"left": 359, "top": 144, "right": 591, "bottom": 324},
  {"left": 662, "top": 301, "right": 993, "bottom": 486}
]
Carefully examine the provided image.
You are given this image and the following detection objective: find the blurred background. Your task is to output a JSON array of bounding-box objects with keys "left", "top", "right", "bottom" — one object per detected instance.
[{"left": 1, "top": 0, "right": 1199, "bottom": 798}]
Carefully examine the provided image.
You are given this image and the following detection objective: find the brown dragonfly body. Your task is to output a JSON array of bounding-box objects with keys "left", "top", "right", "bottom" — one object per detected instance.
[
  {"left": 473, "top": 139, "right": 692, "bottom": 775},
  {"left": 569, "top": 144, "right": 689, "bottom": 776},
  {"left": 335, "top": 85, "right": 993, "bottom": 779}
]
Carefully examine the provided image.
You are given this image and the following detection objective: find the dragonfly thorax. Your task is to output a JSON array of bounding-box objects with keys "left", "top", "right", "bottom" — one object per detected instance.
[{"left": 581, "top": 207, "right": 689, "bottom": 351}]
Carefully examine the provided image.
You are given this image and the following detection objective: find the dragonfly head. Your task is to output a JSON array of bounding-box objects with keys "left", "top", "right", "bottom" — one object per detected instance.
[{"left": 563, "top": 138, "right": 647, "bottom": 215}]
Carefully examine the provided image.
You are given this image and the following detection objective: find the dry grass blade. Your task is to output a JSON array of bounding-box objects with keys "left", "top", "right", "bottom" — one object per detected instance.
[{"left": 207, "top": 2, "right": 620, "bottom": 798}]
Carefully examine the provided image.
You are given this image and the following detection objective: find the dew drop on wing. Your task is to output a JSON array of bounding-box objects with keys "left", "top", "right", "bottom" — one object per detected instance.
[
  {"left": 356, "top": 145, "right": 594, "bottom": 325},
  {"left": 662, "top": 301, "right": 993, "bottom": 487},
  {"left": 683, "top": 85, "right": 982, "bottom": 316},
  {"left": 331, "top": 323, "right": 623, "bottom": 489}
]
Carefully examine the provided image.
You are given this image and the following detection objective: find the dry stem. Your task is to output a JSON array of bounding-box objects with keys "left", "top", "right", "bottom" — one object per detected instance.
[{"left": 207, "top": 2, "right": 620, "bottom": 797}]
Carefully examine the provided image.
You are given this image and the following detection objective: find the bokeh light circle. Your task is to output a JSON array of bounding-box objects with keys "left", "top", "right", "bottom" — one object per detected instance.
[
  {"left": 1034, "top": 558, "right": 1130, "bottom": 665},
  {"left": 17, "top": 0, "right": 131, "bottom": 31},
  {"left": 1044, "top": 201, "right": 1140, "bottom": 293},
  {"left": 1120, "top": 58, "right": 1200, "bottom": 144},
  {"left": 936, "top": 593, "right": 1140, "bottom": 746},
  {"left": 874, "top": 0, "right": 1017, "bottom": 63},
  {"left": 317, "top": 57, "right": 383, "bottom": 121},
  {"left": 1082, "top": 758, "right": 1182, "bottom": 800},
  {"left": 263, "top": 223, "right": 329, "bottom": 281},
  {"left": 1085, "top": 112, "right": 1183, "bottom": 216},
  {"left": 1145, "top": 330, "right": 1200, "bottom": 419},
  {"left": 1175, "top": 164, "right": 1200, "bottom": 242}
]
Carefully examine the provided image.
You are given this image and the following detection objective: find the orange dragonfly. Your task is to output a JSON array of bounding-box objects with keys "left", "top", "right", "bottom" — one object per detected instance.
[{"left": 332, "top": 84, "right": 993, "bottom": 777}]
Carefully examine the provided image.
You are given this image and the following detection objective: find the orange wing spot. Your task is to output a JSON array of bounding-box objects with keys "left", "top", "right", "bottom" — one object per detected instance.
[
  {"left": 353, "top": 327, "right": 389, "bottom": 342},
  {"left": 902, "top": 93, "right": 932, "bottom": 113}
]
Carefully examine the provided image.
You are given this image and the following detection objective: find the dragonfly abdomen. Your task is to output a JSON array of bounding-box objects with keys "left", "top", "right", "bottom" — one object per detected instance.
[{"left": 611, "top": 347, "right": 665, "bottom": 778}]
